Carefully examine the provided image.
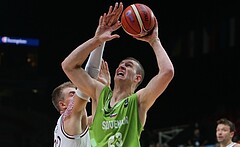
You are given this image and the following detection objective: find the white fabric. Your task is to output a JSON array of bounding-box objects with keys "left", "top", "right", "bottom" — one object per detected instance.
[
  {"left": 53, "top": 114, "right": 91, "bottom": 147},
  {"left": 76, "top": 89, "right": 90, "bottom": 102},
  {"left": 227, "top": 142, "right": 237, "bottom": 147},
  {"left": 85, "top": 42, "right": 105, "bottom": 79}
]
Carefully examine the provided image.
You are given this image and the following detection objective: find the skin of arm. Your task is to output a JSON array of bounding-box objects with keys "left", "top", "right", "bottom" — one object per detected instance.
[
  {"left": 135, "top": 17, "right": 175, "bottom": 126},
  {"left": 58, "top": 84, "right": 89, "bottom": 135},
  {"left": 61, "top": 2, "right": 123, "bottom": 120}
]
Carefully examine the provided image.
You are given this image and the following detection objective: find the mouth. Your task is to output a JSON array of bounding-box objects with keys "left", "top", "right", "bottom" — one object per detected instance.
[
  {"left": 217, "top": 136, "right": 223, "bottom": 140},
  {"left": 116, "top": 67, "right": 125, "bottom": 77},
  {"left": 117, "top": 71, "right": 124, "bottom": 77}
]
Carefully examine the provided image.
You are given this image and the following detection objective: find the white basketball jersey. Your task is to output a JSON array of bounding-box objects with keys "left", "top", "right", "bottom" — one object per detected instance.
[
  {"left": 53, "top": 114, "right": 91, "bottom": 147},
  {"left": 227, "top": 142, "right": 237, "bottom": 147}
]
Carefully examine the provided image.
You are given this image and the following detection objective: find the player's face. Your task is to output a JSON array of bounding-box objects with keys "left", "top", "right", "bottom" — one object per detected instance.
[
  {"left": 62, "top": 87, "right": 76, "bottom": 106},
  {"left": 114, "top": 59, "right": 138, "bottom": 82},
  {"left": 216, "top": 124, "right": 233, "bottom": 144}
]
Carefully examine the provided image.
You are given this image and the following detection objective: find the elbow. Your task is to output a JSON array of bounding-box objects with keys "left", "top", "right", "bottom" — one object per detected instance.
[
  {"left": 163, "top": 66, "right": 174, "bottom": 81},
  {"left": 61, "top": 60, "right": 69, "bottom": 73},
  {"left": 61, "top": 59, "right": 82, "bottom": 77},
  {"left": 61, "top": 59, "right": 75, "bottom": 74}
]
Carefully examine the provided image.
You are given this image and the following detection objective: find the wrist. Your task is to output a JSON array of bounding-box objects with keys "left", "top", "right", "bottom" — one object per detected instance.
[
  {"left": 149, "top": 38, "right": 160, "bottom": 45},
  {"left": 92, "top": 36, "right": 104, "bottom": 47}
]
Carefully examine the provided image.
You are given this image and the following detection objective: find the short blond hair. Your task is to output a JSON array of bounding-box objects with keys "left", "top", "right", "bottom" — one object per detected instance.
[{"left": 51, "top": 81, "right": 76, "bottom": 112}]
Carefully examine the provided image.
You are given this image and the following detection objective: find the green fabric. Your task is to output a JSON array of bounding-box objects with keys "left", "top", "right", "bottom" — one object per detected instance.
[{"left": 90, "top": 86, "right": 143, "bottom": 147}]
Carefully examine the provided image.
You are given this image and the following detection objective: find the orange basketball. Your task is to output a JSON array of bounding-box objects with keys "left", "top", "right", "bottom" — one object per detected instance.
[{"left": 121, "top": 3, "right": 155, "bottom": 37}]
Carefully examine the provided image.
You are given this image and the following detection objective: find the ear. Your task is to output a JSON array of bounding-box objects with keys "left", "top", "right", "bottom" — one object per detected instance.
[
  {"left": 58, "top": 101, "right": 67, "bottom": 110},
  {"left": 135, "top": 74, "right": 142, "bottom": 84},
  {"left": 230, "top": 131, "right": 235, "bottom": 138}
]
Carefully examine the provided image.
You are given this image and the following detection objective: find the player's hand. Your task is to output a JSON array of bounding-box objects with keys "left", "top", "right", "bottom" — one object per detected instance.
[
  {"left": 105, "top": 2, "right": 123, "bottom": 26},
  {"left": 94, "top": 3, "right": 123, "bottom": 43},
  {"left": 134, "top": 16, "right": 159, "bottom": 45},
  {"left": 98, "top": 59, "right": 111, "bottom": 87}
]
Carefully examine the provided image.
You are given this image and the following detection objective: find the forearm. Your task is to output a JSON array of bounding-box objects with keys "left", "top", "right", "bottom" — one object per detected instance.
[
  {"left": 150, "top": 38, "right": 174, "bottom": 74},
  {"left": 85, "top": 42, "right": 105, "bottom": 79},
  {"left": 139, "top": 38, "right": 174, "bottom": 110},
  {"left": 76, "top": 42, "right": 106, "bottom": 100}
]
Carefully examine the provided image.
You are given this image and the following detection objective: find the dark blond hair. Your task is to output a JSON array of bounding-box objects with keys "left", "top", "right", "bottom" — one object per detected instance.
[{"left": 51, "top": 81, "right": 76, "bottom": 112}]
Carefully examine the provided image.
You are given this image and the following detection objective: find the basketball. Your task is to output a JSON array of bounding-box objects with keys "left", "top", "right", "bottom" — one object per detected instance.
[{"left": 121, "top": 3, "right": 155, "bottom": 37}]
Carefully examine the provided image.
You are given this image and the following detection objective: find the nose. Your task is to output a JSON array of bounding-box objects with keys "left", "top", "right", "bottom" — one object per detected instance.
[
  {"left": 118, "top": 63, "right": 126, "bottom": 69},
  {"left": 217, "top": 131, "right": 222, "bottom": 135},
  {"left": 116, "top": 64, "right": 125, "bottom": 74}
]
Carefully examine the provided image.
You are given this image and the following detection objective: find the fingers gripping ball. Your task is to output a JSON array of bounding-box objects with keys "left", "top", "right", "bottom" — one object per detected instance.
[{"left": 121, "top": 3, "right": 155, "bottom": 37}]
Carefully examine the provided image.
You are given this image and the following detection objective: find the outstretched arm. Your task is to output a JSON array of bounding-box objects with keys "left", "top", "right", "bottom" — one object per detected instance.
[
  {"left": 84, "top": 1, "right": 123, "bottom": 80},
  {"left": 62, "top": 2, "right": 122, "bottom": 133},
  {"left": 75, "top": 42, "right": 106, "bottom": 101},
  {"left": 61, "top": 2, "right": 122, "bottom": 101},
  {"left": 136, "top": 16, "right": 174, "bottom": 126}
]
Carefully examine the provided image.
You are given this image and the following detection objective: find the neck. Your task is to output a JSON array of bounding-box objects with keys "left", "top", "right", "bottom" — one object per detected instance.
[
  {"left": 111, "top": 87, "right": 132, "bottom": 106},
  {"left": 112, "top": 89, "right": 131, "bottom": 100},
  {"left": 221, "top": 141, "right": 234, "bottom": 147}
]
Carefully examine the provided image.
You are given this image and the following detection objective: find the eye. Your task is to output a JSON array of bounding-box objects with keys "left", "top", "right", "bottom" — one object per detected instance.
[
  {"left": 125, "top": 63, "right": 132, "bottom": 67},
  {"left": 69, "top": 92, "right": 75, "bottom": 97}
]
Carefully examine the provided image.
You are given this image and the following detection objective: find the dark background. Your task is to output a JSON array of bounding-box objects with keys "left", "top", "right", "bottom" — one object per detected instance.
[{"left": 0, "top": 0, "right": 239, "bottom": 146}]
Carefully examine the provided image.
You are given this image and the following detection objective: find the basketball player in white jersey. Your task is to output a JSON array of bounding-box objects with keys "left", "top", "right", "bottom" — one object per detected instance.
[
  {"left": 52, "top": 48, "right": 110, "bottom": 147},
  {"left": 51, "top": 2, "right": 123, "bottom": 147},
  {"left": 216, "top": 118, "right": 240, "bottom": 147}
]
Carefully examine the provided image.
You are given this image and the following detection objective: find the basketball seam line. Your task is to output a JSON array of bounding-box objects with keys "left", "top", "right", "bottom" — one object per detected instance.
[{"left": 131, "top": 4, "right": 145, "bottom": 34}]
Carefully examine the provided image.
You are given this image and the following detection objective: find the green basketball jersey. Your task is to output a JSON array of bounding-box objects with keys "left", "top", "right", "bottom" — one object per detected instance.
[{"left": 90, "top": 86, "right": 143, "bottom": 147}]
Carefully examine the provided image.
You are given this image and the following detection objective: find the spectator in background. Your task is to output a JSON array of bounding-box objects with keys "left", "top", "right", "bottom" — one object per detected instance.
[
  {"left": 186, "top": 123, "right": 208, "bottom": 147},
  {"left": 216, "top": 118, "right": 240, "bottom": 147}
]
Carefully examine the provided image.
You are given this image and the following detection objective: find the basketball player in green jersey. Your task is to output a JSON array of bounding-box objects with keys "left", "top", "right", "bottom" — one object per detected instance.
[{"left": 61, "top": 2, "right": 174, "bottom": 146}]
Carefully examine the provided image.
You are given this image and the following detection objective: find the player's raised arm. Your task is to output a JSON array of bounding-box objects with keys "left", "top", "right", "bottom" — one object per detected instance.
[{"left": 61, "top": 2, "right": 122, "bottom": 100}]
